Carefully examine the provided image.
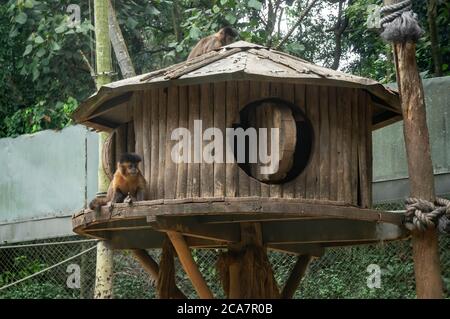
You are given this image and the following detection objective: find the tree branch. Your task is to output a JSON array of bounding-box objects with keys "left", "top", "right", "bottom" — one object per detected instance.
[
  {"left": 274, "top": 0, "right": 319, "bottom": 50},
  {"left": 78, "top": 49, "right": 96, "bottom": 79},
  {"left": 108, "top": 0, "right": 136, "bottom": 78}
]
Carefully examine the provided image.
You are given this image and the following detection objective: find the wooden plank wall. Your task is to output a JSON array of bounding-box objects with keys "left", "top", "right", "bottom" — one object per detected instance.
[{"left": 131, "top": 82, "right": 373, "bottom": 207}]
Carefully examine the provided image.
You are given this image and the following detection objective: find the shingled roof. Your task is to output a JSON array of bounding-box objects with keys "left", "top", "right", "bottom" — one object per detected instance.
[{"left": 73, "top": 41, "right": 401, "bottom": 131}]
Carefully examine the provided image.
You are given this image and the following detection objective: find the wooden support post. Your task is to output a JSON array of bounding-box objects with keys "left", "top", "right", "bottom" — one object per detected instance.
[
  {"left": 130, "top": 249, "right": 159, "bottom": 278},
  {"left": 281, "top": 255, "right": 312, "bottom": 299},
  {"left": 94, "top": 240, "right": 114, "bottom": 299},
  {"left": 131, "top": 248, "right": 187, "bottom": 299},
  {"left": 234, "top": 223, "right": 280, "bottom": 299},
  {"left": 383, "top": 0, "right": 443, "bottom": 299},
  {"left": 167, "top": 231, "right": 214, "bottom": 299}
]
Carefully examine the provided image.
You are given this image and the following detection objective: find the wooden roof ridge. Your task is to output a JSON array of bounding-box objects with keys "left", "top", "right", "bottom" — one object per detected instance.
[
  {"left": 249, "top": 49, "right": 322, "bottom": 77},
  {"left": 165, "top": 47, "right": 243, "bottom": 80}
]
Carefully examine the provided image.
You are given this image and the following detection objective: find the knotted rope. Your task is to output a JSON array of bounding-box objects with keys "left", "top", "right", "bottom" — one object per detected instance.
[
  {"left": 380, "top": 0, "right": 423, "bottom": 43},
  {"left": 405, "top": 197, "right": 450, "bottom": 234}
]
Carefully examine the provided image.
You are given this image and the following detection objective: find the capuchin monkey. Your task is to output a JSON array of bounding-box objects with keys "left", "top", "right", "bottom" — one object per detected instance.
[
  {"left": 187, "top": 26, "right": 238, "bottom": 60},
  {"left": 89, "top": 153, "right": 146, "bottom": 211}
]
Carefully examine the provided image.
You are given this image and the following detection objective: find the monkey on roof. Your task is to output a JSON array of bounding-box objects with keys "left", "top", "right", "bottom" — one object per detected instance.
[
  {"left": 187, "top": 26, "right": 238, "bottom": 60},
  {"left": 89, "top": 153, "right": 147, "bottom": 211}
]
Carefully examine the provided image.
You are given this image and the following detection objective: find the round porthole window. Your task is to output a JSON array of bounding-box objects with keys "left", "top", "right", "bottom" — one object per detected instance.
[{"left": 235, "top": 98, "right": 313, "bottom": 184}]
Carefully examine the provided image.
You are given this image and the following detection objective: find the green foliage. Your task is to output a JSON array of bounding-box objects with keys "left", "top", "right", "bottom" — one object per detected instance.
[
  {"left": 112, "top": 251, "right": 156, "bottom": 299},
  {"left": 0, "top": 255, "right": 46, "bottom": 287},
  {"left": 1, "top": 0, "right": 449, "bottom": 138},
  {"left": 4, "top": 97, "right": 78, "bottom": 137},
  {"left": 0, "top": 0, "right": 95, "bottom": 138},
  {"left": 299, "top": 244, "right": 417, "bottom": 299},
  {"left": 0, "top": 282, "right": 75, "bottom": 299}
]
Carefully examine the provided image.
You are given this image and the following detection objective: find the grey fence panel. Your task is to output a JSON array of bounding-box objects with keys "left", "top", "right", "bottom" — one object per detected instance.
[
  {"left": 373, "top": 76, "right": 450, "bottom": 202},
  {"left": 0, "top": 125, "right": 98, "bottom": 243}
]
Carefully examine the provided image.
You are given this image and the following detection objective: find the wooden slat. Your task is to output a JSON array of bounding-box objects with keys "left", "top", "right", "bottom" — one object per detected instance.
[
  {"left": 336, "top": 88, "right": 345, "bottom": 202},
  {"left": 342, "top": 88, "right": 352, "bottom": 204},
  {"left": 249, "top": 81, "right": 261, "bottom": 197},
  {"left": 187, "top": 85, "right": 201, "bottom": 198},
  {"left": 351, "top": 89, "right": 359, "bottom": 205},
  {"left": 200, "top": 83, "right": 214, "bottom": 197},
  {"left": 319, "top": 86, "right": 330, "bottom": 200},
  {"left": 259, "top": 81, "right": 271, "bottom": 197},
  {"left": 225, "top": 81, "right": 238, "bottom": 197},
  {"left": 214, "top": 82, "right": 226, "bottom": 197},
  {"left": 133, "top": 93, "right": 143, "bottom": 172},
  {"left": 328, "top": 87, "right": 338, "bottom": 201},
  {"left": 305, "top": 85, "right": 319, "bottom": 199},
  {"left": 282, "top": 83, "right": 296, "bottom": 198},
  {"left": 176, "top": 85, "right": 189, "bottom": 199},
  {"left": 115, "top": 124, "right": 127, "bottom": 168},
  {"left": 237, "top": 81, "right": 250, "bottom": 197},
  {"left": 358, "top": 90, "right": 369, "bottom": 208},
  {"left": 149, "top": 89, "right": 159, "bottom": 200},
  {"left": 157, "top": 88, "right": 167, "bottom": 198},
  {"left": 126, "top": 121, "right": 135, "bottom": 153},
  {"left": 294, "top": 84, "right": 306, "bottom": 199},
  {"left": 366, "top": 93, "right": 373, "bottom": 206},
  {"left": 142, "top": 91, "right": 151, "bottom": 197},
  {"left": 164, "top": 86, "right": 179, "bottom": 199},
  {"left": 269, "top": 82, "right": 283, "bottom": 198}
]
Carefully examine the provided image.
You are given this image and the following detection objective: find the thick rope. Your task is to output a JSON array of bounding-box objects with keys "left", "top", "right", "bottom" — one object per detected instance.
[
  {"left": 404, "top": 197, "right": 450, "bottom": 234},
  {"left": 380, "top": 0, "right": 423, "bottom": 43}
]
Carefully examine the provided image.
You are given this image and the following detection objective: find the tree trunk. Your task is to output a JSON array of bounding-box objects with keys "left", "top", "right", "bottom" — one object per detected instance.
[
  {"left": 265, "top": 0, "right": 276, "bottom": 46},
  {"left": 331, "top": 0, "right": 349, "bottom": 70},
  {"left": 171, "top": 0, "right": 183, "bottom": 43},
  {"left": 427, "top": 0, "right": 443, "bottom": 77},
  {"left": 94, "top": 0, "right": 114, "bottom": 299},
  {"left": 108, "top": 0, "right": 136, "bottom": 78},
  {"left": 384, "top": 0, "right": 443, "bottom": 299}
]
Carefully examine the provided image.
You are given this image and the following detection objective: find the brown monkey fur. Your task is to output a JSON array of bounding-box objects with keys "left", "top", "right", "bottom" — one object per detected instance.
[
  {"left": 89, "top": 153, "right": 146, "bottom": 211},
  {"left": 187, "top": 26, "right": 238, "bottom": 60}
]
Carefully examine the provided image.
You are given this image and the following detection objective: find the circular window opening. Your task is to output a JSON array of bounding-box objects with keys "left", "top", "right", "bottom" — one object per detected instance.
[{"left": 234, "top": 98, "right": 313, "bottom": 184}]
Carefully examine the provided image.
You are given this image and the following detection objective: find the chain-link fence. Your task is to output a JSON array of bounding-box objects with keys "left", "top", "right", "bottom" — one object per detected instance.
[{"left": 1, "top": 201, "right": 449, "bottom": 299}]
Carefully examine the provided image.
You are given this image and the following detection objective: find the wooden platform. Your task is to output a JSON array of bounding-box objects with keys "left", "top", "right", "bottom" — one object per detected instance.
[{"left": 72, "top": 197, "right": 409, "bottom": 257}]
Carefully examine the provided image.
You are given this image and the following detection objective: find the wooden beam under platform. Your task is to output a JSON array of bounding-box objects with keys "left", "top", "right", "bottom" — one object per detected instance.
[
  {"left": 167, "top": 231, "right": 214, "bottom": 299},
  {"left": 281, "top": 255, "right": 312, "bottom": 299}
]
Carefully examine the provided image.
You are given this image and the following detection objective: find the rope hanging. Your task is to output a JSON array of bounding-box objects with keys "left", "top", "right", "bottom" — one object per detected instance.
[
  {"left": 404, "top": 197, "right": 450, "bottom": 234},
  {"left": 380, "top": 0, "right": 423, "bottom": 43}
]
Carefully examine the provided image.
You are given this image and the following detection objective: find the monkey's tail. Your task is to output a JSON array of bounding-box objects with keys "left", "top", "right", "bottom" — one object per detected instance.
[{"left": 88, "top": 197, "right": 109, "bottom": 211}]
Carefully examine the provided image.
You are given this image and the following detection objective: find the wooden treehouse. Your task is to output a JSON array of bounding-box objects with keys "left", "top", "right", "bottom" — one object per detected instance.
[{"left": 72, "top": 41, "right": 408, "bottom": 298}]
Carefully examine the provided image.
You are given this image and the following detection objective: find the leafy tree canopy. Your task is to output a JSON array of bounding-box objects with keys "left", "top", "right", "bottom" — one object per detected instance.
[{"left": 0, "top": 0, "right": 448, "bottom": 138}]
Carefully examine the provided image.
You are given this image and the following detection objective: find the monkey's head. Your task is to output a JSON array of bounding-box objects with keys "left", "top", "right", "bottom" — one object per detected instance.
[
  {"left": 218, "top": 26, "right": 238, "bottom": 45},
  {"left": 118, "top": 153, "right": 142, "bottom": 177}
]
